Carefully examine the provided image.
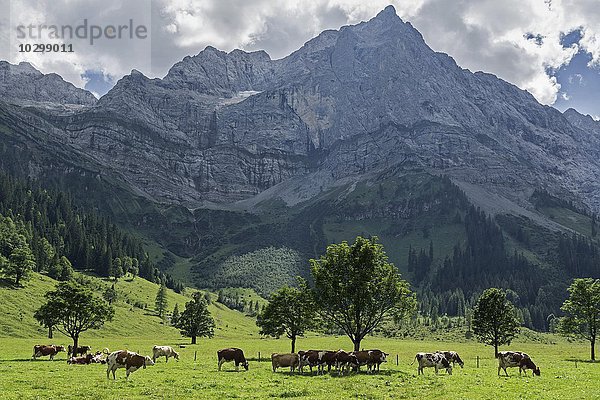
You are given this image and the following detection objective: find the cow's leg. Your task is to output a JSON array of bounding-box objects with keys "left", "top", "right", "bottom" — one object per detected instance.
[
  {"left": 166, "top": 355, "right": 169, "bottom": 363},
  {"left": 107, "top": 367, "right": 110, "bottom": 379},
  {"left": 235, "top": 362, "right": 239, "bottom": 372},
  {"left": 435, "top": 366, "right": 439, "bottom": 374},
  {"left": 218, "top": 359, "right": 224, "bottom": 371},
  {"left": 504, "top": 367, "right": 509, "bottom": 377}
]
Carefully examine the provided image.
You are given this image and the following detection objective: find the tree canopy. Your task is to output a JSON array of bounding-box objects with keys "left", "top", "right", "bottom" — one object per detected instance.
[
  {"left": 558, "top": 278, "right": 600, "bottom": 360},
  {"left": 473, "top": 288, "right": 520, "bottom": 357},
  {"left": 176, "top": 292, "right": 215, "bottom": 344},
  {"left": 257, "top": 286, "right": 315, "bottom": 352},
  {"left": 34, "top": 281, "right": 114, "bottom": 349},
  {"left": 309, "top": 236, "right": 416, "bottom": 351}
]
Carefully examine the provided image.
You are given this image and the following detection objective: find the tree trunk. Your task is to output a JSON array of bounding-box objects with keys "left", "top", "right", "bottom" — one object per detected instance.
[
  {"left": 592, "top": 336, "right": 596, "bottom": 361},
  {"left": 353, "top": 338, "right": 361, "bottom": 352},
  {"left": 48, "top": 326, "right": 53, "bottom": 339},
  {"left": 73, "top": 335, "right": 79, "bottom": 356},
  {"left": 494, "top": 342, "right": 499, "bottom": 358},
  {"left": 191, "top": 335, "right": 197, "bottom": 345},
  {"left": 291, "top": 336, "right": 296, "bottom": 353}
]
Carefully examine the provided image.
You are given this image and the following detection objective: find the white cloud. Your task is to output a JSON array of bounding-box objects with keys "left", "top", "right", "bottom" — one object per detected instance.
[{"left": 2, "top": 0, "right": 600, "bottom": 105}]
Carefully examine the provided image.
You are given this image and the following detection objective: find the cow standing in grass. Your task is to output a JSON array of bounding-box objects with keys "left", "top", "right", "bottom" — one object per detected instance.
[
  {"left": 497, "top": 351, "right": 540, "bottom": 377},
  {"left": 106, "top": 350, "right": 154, "bottom": 380},
  {"left": 217, "top": 348, "right": 248, "bottom": 371},
  {"left": 152, "top": 345, "right": 179, "bottom": 363},
  {"left": 413, "top": 352, "right": 453, "bottom": 375},
  {"left": 271, "top": 353, "right": 300, "bottom": 373},
  {"left": 352, "top": 350, "right": 389, "bottom": 373},
  {"left": 68, "top": 345, "right": 91, "bottom": 357},
  {"left": 32, "top": 345, "right": 65, "bottom": 360},
  {"left": 436, "top": 351, "right": 464, "bottom": 368}
]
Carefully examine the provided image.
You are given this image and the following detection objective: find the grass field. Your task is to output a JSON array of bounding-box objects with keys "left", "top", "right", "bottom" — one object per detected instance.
[
  {"left": 1, "top": 274, "right": 598, "bottom": 399},
  {"left": 0, "top": 336, "right": 598, "bottom": 399}
]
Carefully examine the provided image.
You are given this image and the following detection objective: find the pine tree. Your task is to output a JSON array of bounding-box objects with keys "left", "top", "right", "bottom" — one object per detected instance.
[
  {"left": 171, "top": 303, "right": 180, "bottom": 326},
  {"left": 155, "top": 283, "right": 168, "bottom": 319}
]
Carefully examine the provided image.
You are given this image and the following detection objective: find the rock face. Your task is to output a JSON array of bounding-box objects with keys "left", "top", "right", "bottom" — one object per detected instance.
[
  {"left": 2, "top": 5, "right": 600, "bottom": 213},
  {"left": 0, "top": 61, "right": 97, "bottom": 106}
]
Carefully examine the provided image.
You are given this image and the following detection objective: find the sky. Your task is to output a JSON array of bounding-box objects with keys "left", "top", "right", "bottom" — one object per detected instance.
[{"left": 0, "top": 0, "right": 599, "bottom": 118}]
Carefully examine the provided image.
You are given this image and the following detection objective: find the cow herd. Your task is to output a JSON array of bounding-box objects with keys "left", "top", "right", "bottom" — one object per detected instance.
[{"left": 30, "top": 343, "right": 542, "bottom": 380}]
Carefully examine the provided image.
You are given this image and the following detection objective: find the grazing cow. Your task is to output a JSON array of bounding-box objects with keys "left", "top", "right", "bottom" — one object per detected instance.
[
  {"left": 68, "top": 354, "right": 94, "bottom": 365},
  {"left": 106, "top": 350, "right": 154, "bottom": 380},
  {"left": 217, "top": 348, "right": 248, "bottom": 371},
  {"left": 32, "top": 345, "right": 65, "bottom": 360},
  {"left": 152, "top": 345, "right": 180, "bottom": 363},
  {"left": 271, "top": 353, "right": 300, "bottom": 373},
  {"left": 436, "top": 351, "right": 464, "bottom": 368},
  {"left": 497, "top": 351, "right": 540, "bottom": 377},
  {"left": 68, "top": 345, "right": 91, "bottom": 357},
  {"left": 334, "top": 350, "right": 359, "bottom": 375},
  {"left": 413, "top": 352, "right": 452, "bottom": 375},
  {"left": 298, "top": 350, "right": 317, "bottom": 373},
  {"left": 351, "top": 350, "right": 389, "bottom": 373}
]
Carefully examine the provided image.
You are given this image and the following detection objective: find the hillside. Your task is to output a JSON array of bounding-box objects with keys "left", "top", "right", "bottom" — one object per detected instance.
[{"left": 0, "top": 272, "right": 259, "bottom": 339}]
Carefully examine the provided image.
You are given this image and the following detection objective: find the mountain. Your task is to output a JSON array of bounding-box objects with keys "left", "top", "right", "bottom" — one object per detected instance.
[
  {"left": 0, "top": 61, "right": 97, "bottom": 107},
  {"left": 1, "top": 6, "right": 599, "bottom": 330}
]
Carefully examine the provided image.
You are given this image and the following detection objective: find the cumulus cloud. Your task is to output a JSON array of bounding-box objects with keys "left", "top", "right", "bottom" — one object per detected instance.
[{"left": 1, "top": 0, "right": 599, "bottom": 106}]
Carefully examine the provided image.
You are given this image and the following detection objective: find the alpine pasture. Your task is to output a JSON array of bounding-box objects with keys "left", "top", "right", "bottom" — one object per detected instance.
[{"left": 1, "top": 274, "right": 598, "bottom": 399}]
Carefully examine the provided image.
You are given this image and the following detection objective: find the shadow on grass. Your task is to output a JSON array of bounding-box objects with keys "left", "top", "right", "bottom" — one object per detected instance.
[
  {"left": 0, "top": 278, "right": 20, "bottom": 289},
  {"left": 0, "top": 358, "right": 69, "bottom": 362}
]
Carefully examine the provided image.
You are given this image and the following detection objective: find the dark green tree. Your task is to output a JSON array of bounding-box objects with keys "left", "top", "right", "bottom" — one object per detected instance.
[
  {"left": 103, "top": 284, "right": 117, "bottom": 305},
  {"left": 558, "top": 278, "right": 600, "bottom": 360},
  {"left": 34, "top": 281, "right": 114, "bottom": 350},
  {"left": 171, "top": 303, "right": 180, "bottom": 326},
  {"left": 309, "top": 236, "right": 416, "bottom": 351},
  {"left": 256, "top": 286, "right": 315, "bottom": 352},
  {"left": 473, "top": 288, "right": 520, "bottom": 357},
  {"left": 155, "top": 283, "right": 168, "bottom": 319},
  {"left": 176, "top": 292, "right": 215, "bottom": 344}
]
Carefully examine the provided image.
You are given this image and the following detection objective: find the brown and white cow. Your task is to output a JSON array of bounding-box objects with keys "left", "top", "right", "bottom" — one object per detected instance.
[
  {"left": 413, "top": 352, "right": 452, "bottom": 375},
  {"left": 32, "top": 345, "right": 65, "bottom": 360},
  {"left": 217, "top": 348, "right": 249, "bottom": 371},
  {"left": 152, "top": 345, "right": 180, "bottom": 363},
  {"left": 436, "top": 351, "right": 464, "bottom": 368},
  {"left": 271, "top": 353, "right": 300, "bottom": 373},
  {"left": 497, "top": 351, "right": 540, "bottom": 377},
  {"left": 352, "top": 350, "right": 389, "bottom": 373},
  {"left": 106, "top": 350, "right": 154, "bottom": 380},
  {"left": 298, "top": 350, "right": 320, "bottom": 373},
  {"left": 68, "top": 345, "right": 91, "bottom": 357},
  {"left": 68, "top": 353, "right": 94, "bottom": 365},
  {"left": 334, "top": 350, "right": 359, "bottom": 375}
]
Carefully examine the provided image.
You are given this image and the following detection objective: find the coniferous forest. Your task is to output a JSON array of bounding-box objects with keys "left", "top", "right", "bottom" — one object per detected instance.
[{"left": 0, "top": 171, "right": 183, "bottom": 292}]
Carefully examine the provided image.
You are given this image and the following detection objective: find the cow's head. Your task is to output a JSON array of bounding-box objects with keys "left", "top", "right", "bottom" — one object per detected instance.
[
  {"left": 57, "top": 346, "right": 66, "bottom": 352},
  {"left": 144, "top": 356, "right": 155, "bottom": 368},
  {"left": 174, "top": 351, "right": 180, "bottom": 361},
  {"left": 381, "top": 352, "right": 389, "bottom": 363},
  {"left": 533, "top": 366, "right": 540, "bottom": 376},
  {"left": 243, "top": 361, "right": 249, "bottom": 371},
  {"left": 349, "top": 354, "right": 360, "bottom": 368}
]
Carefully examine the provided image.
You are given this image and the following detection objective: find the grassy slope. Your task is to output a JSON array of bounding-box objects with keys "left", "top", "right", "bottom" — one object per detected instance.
[{"left": 0, "top": 272, "right": 258, "bottom": 340}]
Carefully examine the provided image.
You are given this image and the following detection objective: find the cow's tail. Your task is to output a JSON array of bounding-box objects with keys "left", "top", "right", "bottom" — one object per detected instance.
[{"left": 410, "top": 355, "right": 417, "bottom": 365}]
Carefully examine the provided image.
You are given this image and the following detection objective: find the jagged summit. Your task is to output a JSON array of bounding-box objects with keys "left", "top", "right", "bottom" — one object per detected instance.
[{"left": 0, "top": 61, "right": 96, "bottom": 106}]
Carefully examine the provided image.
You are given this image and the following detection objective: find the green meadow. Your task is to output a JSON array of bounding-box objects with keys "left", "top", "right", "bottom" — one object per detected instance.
[{"left": 1, "top": 274, "right": 598, "bottom": 399}]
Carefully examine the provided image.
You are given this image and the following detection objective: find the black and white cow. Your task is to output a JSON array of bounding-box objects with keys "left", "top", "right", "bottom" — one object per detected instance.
[
  {"left": 413, "top": 352, "right": 452, "bottom": 375},
  {"left": 497, "top": 351, "right": 540, "bottom": 377},
  {"left": 436, "top": 351, "right": 464, "bottom": 368}
]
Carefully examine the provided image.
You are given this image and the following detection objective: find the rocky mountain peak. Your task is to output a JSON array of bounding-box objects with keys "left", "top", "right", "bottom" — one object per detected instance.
[{"left": 0, "top": 61, "right": 96, "bottom": 106}]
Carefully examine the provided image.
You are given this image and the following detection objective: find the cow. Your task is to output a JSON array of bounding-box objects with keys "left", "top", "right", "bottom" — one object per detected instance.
[
  {"left": 436, "top": 351, "right": 464, "bottom": 368},
  {"left": 351, "top": 350, "right": 389, "bottom": 373},
  {"left": 271, "top": 353, "right": 300, "bottom": 373},
  {"left": 32, "top": 345, "right": 65, "bottom": 360},
  {"left": 91, "top": 352, "right": 106, "bottom": 364},
  {"left": 497, "top": 351, "right": 540, "bottom": 377},
  {"left": 106, "top": 350, "right": 154, "bottom": 380},
  {"left": 68, "top": 345, "right": 91, "bottom": 357},
  {"left": 68, "top": 354, "right": 94, "bottom": 365},
  {"left": 334, "top": 350, "right": 359, "bottom": 375},
  {"left": 217, "top": 348, "right": 248, "bottom": 371},
  {"left": 413, "top": 352, "right": 452, "bottom": 375},
  {"left": 298, "top": 350, "right": 318, "bottom": 373},
  {"left": 152, "top": 345, "right": 180, "bottom": 363}
]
